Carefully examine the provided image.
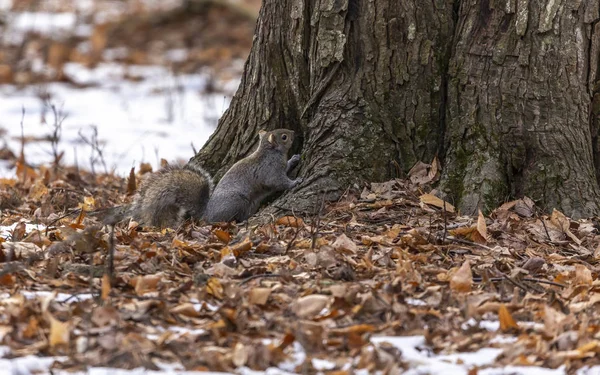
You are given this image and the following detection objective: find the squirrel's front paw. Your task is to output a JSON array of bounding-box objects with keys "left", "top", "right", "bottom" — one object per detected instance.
[
  {"left": 292, "top": 177, "right": 303, "bottom": 187},
  {"left": 288, "top": 154, "right": 301, "bottom": 168}
]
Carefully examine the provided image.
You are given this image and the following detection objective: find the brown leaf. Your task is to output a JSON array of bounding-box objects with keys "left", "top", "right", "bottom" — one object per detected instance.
[
  {"left": 133, "top": 274, "right": 162, "bottom": 295},
  {"left": 450, "top": 226, "right": 485, "bottom": 244},
  {"left": 29, "top": 180, "right": 48, "bottom": 201},
  {"left": 213, "top": 229, "right": 231, "bottom": 244},
  {"left": 170, "top": 303, "right": 201, "bottom": 317},
  {"left": 49, "top": 316, "right": 70, "bottom": 348},
  {"left": 127, "top": 167, "right": 137, "bottom": 195},
  {"left": 276, "top": 216, "right": 305, "bottom": 227},
  {"left": 206, "top": 277, "right": 224, "bottom": 299},
  {"left": 419, "top": 193, "right": 455, "bottom": 213},
  {"left": 91, "top": 306, "right": 120, "bottom": 327},
  {"left": 498, "top": 304, "right": 519, "bottom": 332},
  {"left": 292, "top": 295, "right": 332, "bottom": 318},
  {"left": 476, "top": 210, "right": 487, "bottom": 242},
  {"left": 229, "top": 237, "right": 252, "bottom": 257},
  {"left": 574, "top": 264, "right": 593, "bottom": 286},
  {"left": 11, "top": 221, "right": 26, "bottom": 241},
  {"left": 248, "top": 287, "right": 272, "bottom": 305},
  {"left": 550, "top": 209, "right": 581, "bottom": 245},
  {"left": 331, "top": 233, "right": 357, "bottom": 254},
  {"left": 101, "top": 273, "right": 111, "bottom": 300},
  {"left": 232, "top": 342, "right": 249, "bottom": 367},
  {"left": 0, "top": 273, "right": 15, "bottom": 286},
  {"left": 449, "top": 260, "right": 472, "bottom": 293},
  {"left": 79, "top": 196, "right": 96, "bottom": 211}
]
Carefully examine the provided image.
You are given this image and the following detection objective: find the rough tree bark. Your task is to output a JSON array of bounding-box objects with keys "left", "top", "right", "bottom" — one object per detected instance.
[{"left": 190, "top": 0, "right": 600, "bottom": 218}]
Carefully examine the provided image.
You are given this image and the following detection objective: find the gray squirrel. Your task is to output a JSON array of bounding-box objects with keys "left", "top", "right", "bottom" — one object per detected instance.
[{"left": 103, "top": 129, "right": 301, "bottom": 227}]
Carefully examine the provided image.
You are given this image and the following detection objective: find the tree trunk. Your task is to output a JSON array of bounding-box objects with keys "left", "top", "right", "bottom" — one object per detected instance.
[{"left": 190, "top": 0, "right": 600, "bottom": 218}]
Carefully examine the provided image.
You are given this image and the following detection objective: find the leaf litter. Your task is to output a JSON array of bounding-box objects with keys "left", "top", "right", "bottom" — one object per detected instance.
[{"left": 1, "top": 160, "right": 600, "bottom": 374}]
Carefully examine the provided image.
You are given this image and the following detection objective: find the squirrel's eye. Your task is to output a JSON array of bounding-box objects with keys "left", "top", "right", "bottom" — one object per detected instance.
[{"left": 281, "top": 134, "right": 288, "bottom": 141}]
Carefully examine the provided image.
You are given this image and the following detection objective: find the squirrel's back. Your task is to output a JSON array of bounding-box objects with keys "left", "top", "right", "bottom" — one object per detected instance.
[{"left": 130, "top": 164, "right": 213, "bottom": 228}]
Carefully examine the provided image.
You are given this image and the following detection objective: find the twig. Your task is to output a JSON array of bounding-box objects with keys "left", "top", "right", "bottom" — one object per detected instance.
[
  {"left": 107, "top": 224, "right": 116, "bottom": 284},
  {"left": 238, "top": 273, "right": 282, "bottom": 286},
  {"left": 311, "top": 193, "right": 326, "bottom": 251},
  {"left": 443, "top": 236, "right": 495, "bottom": 251},
  {"left": 522, "top": 278, "right": 567, "bottom": 288},
  {"left": 285, "top": 211, "right": 302, "bottom": 254},
  {"left": 442, "top": 200, "right": 448, "bottom": 243},
  {"left": 501, "top": 273, "right": 530, "bottom": 293}
]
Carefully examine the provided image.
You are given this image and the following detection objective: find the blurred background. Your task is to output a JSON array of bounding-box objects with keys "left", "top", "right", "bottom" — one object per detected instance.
[{"left": 0, "top": 0, "right": 259, "bottom": 177}]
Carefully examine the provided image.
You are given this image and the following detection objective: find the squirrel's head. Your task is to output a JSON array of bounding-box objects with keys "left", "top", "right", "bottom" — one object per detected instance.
[{"left": 258, "top": 129, "right": 294, "bottom": 153}]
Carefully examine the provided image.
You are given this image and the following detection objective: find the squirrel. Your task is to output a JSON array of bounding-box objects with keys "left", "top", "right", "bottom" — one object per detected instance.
[
  {"left": 204, "top": 128, "right": 302, "bottom": 223},
  {"left": 100, "top": 128, "right": 301, "bottom": 227}
]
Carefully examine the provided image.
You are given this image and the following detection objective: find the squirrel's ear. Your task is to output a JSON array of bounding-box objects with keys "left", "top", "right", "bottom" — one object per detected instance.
[
  {"left": 268, "top": 134, "right": 275, "bottom": 144},
  {"left": 258, "top": 130, "right": 267, "bottom": 138}
]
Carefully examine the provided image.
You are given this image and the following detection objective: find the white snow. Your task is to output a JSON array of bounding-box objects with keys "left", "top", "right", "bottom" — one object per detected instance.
[
  {"left": 10, "top": 12, "right": 76, "bottom": 34},
  {"left": 0, "top": 222, "right": 45, "bottom": 240},
  {"left": 0, "top": 62, "right": 231, "bottom": 178}
]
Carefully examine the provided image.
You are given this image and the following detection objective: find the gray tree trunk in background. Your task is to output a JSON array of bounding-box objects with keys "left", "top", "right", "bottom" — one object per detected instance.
[{"left": 189, "top": 0, "right": 600, "bottom": 218}]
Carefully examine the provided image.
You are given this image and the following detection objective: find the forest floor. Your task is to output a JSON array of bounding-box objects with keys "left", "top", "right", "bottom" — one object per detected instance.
[
  {"left": 1, "top": 159, "right": 600, "bottom": 374},
  {"left": 2, "top": 1, "right": 600, "bottom": 375}
]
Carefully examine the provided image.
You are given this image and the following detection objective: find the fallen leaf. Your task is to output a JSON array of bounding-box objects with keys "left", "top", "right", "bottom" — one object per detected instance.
[
  {"left": 206, "top": 277, "right": 224, "bottom": 299},
  {"left": 449, "top": 260, "right": 472, "bottom": 293},
  {"left": 292, "top": 295, "right": 332, "bottom": 318},
  {"left": 133, "top": 274, "right": 162, "bottom": 295},
  {"left": 170, "top": 303, "right": 201, "bottom": 317},
  {"left": 232, "top": 342, "right": 249, "bottom": 367},
  {"left": 419, "top": 193, "right": 455, "bottom": 213},
  {"left": 248, "top": 287, "right": 272, "bottom": 305},
  {"left": 49, "top": 316, "right": 70, "bottom": 347},
  {"left": 331, "top": 233, "right": 357, "bottom": 254},
  {"left": 91, "top": 306, "right": 120, "bottom": 327},
  {"left": 476, "top": 210, "right": 487, "bottom": 242},
  {"left": 574, "top": 264, "right": 593, "bottom": 286},
  {"left": 498, "top": 304, "right": 518, "bottom": 332},
  {"left": 127, "top": 167, "right": 137, "bottom": 195},
  {"left": 276, "top": 216, "right": 305, "bottom": 227},
  {"left": 550, "top": 209, "right": 581, "bottom": 245},
  {"left": 213, "top": 229, "right": 231, "bottom": 243},
  {"left": 101, "top": 274, "right": 111, "bottom": 300}
]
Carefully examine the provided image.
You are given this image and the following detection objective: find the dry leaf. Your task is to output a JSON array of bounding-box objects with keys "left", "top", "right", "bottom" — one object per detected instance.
[
  {"left": 133, "top": 274, "right": 162, "bottom": 295},
  {"left": 450, "top": 260, "right": 472, "bottom": 293},
  {"left": 574, "top": 264, "right": 593, "bottom": 286},
  {"left": 228, "top": 238, "right": 252, "bottom": 257},
  {"left": 419, "top": 193, "right": 455, "bottom": 213},
  {"left": 101, "top": 273, "right": 111, "bottom": 300},
  {"left": 49, "top": 316, "right": 70, "bottom": 347},
  {"left": 292, "top": 295, "right": 332, "bottom": 318},
  {"left": 232, "top": 342, "right": 249, "bottom": 367},
  {"left": 450, "top": 226, "right": 485, "bottom": 244},
  {"left": 332, "top": 233, "right": 357, "bottom": 254},
  {"left": 29, "top": 180, "right": 48, "bottom": 201},
  {"left": 248, "top": 288, "right": 272, "bottom": 305},
  {"left": 127, "top": 167, "right": 137, "bottom": 195},
  {"left": 498, "top": 304, "right": 518, "bottom": 332},
  {"left": 206, "top": 277, "right": 224, "bottom": 299},
  {"left": 550, "top": 209, "right": 581, "bottom": 245},
  {"left": 476, "top": 210, "right": 487, "bottom": 242},
  {"left": 276, "top": 216, "right": 305, "bottom": 227},
  {"left": 79, "top": 196, "right": 96, "bottom": 211},
  {"left": 11, "top": 221, "right": 26, "bottom": 241},
  {"left": 213, "top": 229, "right": 231, "bottom": 243},
  {"left": 91, "top": 306, "right": 120, "bottom": 327},
  {"left": 170, "top": 303, "right": 201, "bottom": 317}
]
